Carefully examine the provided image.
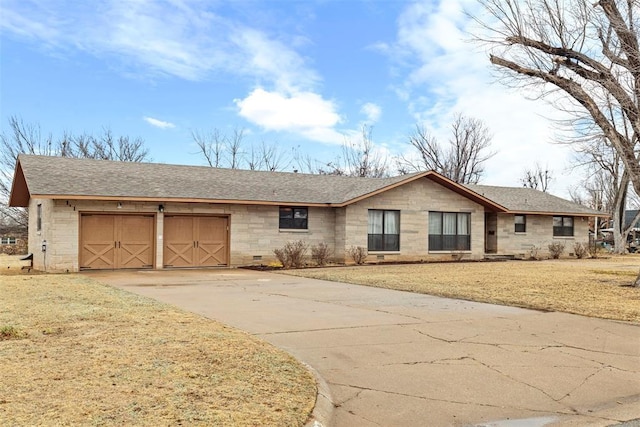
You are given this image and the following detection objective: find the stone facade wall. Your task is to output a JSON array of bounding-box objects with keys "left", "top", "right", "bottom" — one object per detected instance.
[
  {"left": 28, "top": 199, "right": 336, "bottom": 271},
  {"left": 225, "top": 204, "right": 335, "bottom": 265},
  {"left": 334, "top": 208, "right": 346, "bottom": 261},
  {"left": 27, "top": 181, "right": 592, "bottom": 271},
  {"left": 29, "top": 198, "right": 60, "bottom": 271},
  {"left": 339, "top": 178, "right": 485, "bottom": 263},
  {"left": 495, "top": 213, "right": 591, "bottom": 258}
]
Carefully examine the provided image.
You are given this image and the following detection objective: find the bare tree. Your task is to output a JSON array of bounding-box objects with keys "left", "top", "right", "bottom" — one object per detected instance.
[
  {"left": 227, "top": 128, "right": 244, "bottom": 170},
  {"left": 291, "top": 125, "right": 389, "bottom": 177},
  {"left": 0, "top": 116, "right": 151, "bottom": 226},
  {"left": 521, "top": 163, "right": 553, "bottom": 192},
  {"left": 193, "top": 127, "right": 292, "bottom": 171},
  {"left": 192, "top": 128, "right": 226, "bottom": 168},
  {"left": 572, "top": 131, "right": 636, "bottom": 252},
  {"left": 399, "top": 114, "right": 494, "bottom": 184},
  {"left": 247, "top": 141, "right": 291, "bottom": 171},
  {"left": 476, "top": 0, "right": 640, "bottom": 285},
  {"left": 340, "top": 125, "right": 389, "bottom": 178},
  {"left": 192, "top": 127, "right": 246, "bottom": 169}
]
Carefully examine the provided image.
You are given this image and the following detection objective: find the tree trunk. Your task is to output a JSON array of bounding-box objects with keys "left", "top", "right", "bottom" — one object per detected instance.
[{"left": 634, "top": 270, "right": 640, "bottom": 288}]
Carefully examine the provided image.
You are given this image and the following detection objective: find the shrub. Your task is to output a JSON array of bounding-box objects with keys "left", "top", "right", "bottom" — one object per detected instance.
[
  {"left": 527, "top": 244, "right": 541, "bottom": 260},
  {"left": 548, "top": 242, "right": 565, "bottom": 259},
  {"left": 573, "top": 242, "right": 589, "bottom": 259},
  {"left": 347, "top": 246, "right": 367, "bottom": 265},
  {"left": 311, "top": 242, "right": 331, "bottom": 266},
  {"left": 273, "top": 240, "right": 308, "bottom": 269}
]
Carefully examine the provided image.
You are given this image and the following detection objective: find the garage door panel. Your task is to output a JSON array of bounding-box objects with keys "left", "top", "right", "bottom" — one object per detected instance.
[
  {"left": 163, "top": 216, "right": 229, "bottom": 268},
  {"left": 81, "top": 243, "right": 116, "bottom": 269},
  {"left": 80, "top": 214, "right": 154, "bottom": 270},
  {"left": 197, "top": 217, "right": 228, "bottom": 266},
  {"left": 164, "top": 243, "right": 194, "bottom": 267},
  {"left": 80, "top": 215, "right": 116, "bottom": 269},
  {"left": 164, "top": 216, "right": 194, "bottom": 241},
  {"left": 164, "top": 216, "right": 196, "bottom": 267},
  {"left": 119, "top": 216, "right": 154, "bottom": 268},
  {"left": 198, "top": 243, "right": 226, "bottom": 266}
]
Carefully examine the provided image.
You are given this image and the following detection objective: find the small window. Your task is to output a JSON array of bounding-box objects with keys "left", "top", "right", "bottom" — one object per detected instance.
[
  {"left": 37, "top": 204, "right": 42, "bottom": 231},
  {"left": 279, "top": 207, "right": 308, "bottom": 229},
  {"left": 515, "top": 215, "right": 526, "bottom": 233},
  {"left": 553, "top": 216, "right": 574, "bottom": 236},
  {"left": 1, "top": 237, "right": 16, "bottom": 245},
  {"left": 368, "top": 210, "right": 400, "bottom": 251},
  {"left": 429, "top": 212, "right": 471, "bottom": 251}
]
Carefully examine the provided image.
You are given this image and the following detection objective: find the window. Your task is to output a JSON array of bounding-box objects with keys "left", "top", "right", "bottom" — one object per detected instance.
[
  {"left": 515, "top": 215, "right": 526, "bottom": 233},
  {"left": 37, "top": 204, "right": 42, "bottom": 231},
  {"left": 368, "top": 210, "right": 400, "bottom": 251},
  {"left": 553, "top": 216, "right": 574, "bottom": 236},
  {"left": 429, "top": 212, "right": 471, "bottom": 251},
  {"left": 279, "top": 207, "right": 308, "bottom": 229},
  {"left": 1, "top": 237, "right": 16, "bottom": 245}
]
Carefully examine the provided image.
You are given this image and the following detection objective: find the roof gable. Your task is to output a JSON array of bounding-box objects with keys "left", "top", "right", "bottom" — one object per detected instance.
[{"left": 8, "top": 161, "right": 29, "bottom": 207}]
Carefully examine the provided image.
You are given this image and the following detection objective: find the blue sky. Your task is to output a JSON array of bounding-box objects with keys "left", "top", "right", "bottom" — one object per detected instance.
[{"left": 0, "top": 0, "right": 580, "bottom": 196}]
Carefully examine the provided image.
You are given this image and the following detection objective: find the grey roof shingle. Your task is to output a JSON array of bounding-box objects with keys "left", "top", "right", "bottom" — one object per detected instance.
[
  {"left": 14, "top": 155, "right": 420, "bottom": 205},
  {"left": 465, "top": 184, "right": 601, "bottom": 215},
  {"left": 11, "top": 155, "right": 601, "bottom": 216}
]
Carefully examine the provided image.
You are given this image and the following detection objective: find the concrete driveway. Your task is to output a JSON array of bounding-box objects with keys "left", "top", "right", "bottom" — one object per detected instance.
[{"left": 87, "top": 269, "right": 640, "bottom": 427}]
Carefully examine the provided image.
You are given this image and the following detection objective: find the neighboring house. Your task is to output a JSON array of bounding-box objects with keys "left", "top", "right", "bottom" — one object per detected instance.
[
  {"left": 9, "top": 155, "right": 602, "bottom": 272},
  {"left": 0, "top": 225, "right": 27, "bottom": 255},
  {"left": 624, "top": 210, "right": 640, "bottom": 230},
  {"left": 624, "top": 210, "right": 640, "bottom": 251}
]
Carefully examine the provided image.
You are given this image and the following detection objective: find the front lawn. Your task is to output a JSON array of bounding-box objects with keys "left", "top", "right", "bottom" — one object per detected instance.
[
  {"left": 283, "top": 256, "right": 640, "bottom": 322},
  {"left": 0, "top": 274, "right": 316, "bottom": 426}
]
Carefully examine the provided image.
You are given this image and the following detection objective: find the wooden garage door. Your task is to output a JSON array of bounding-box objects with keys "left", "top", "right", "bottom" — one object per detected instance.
[
  {"left": 164, "top": 216, "right": 229, "bottom": 267},
  {"left": 80, "top": 214, "right": 154, "bottom": 270}
]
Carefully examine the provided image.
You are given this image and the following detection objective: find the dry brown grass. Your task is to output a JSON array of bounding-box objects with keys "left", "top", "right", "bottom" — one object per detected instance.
[
  {"left": 284, "top": 255, "right": 640, "bottom": 322},
  {"left": 0, "top": 274, "right": 316, "bottom": 426}
]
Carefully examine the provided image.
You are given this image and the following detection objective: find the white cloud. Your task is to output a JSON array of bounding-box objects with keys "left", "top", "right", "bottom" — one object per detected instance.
[
  {"left": 143, "top": 116, "right": 175, "bottom": 129},
  {"left": 230, "top": 28, "right": 319, "bottom": 93},
  {"left": 2, "top": 0, "right": 350, "bottom": 145},
  {"left": 386, "top": 0, "right": 578, "bottom": 197},
  {"left": 360, "top": 102, "right": 382, "bottom": 124},
  {"left": 0, "top": 0, "right": 319, "bottom": 87},
  {"left": 235, "top": 88, "right": 344, "bottom": 144}
]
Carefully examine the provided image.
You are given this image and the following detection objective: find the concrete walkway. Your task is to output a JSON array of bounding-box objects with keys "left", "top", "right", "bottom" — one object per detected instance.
[{"left": 87, "top": 269, "right": 640, "bottom": 427}]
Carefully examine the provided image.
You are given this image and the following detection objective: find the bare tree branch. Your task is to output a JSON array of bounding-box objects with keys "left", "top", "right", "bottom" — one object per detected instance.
[
  {"left": 475, "top": 0, "right": 640, "bottom": 283},
  {"left": 0, "top": 116, "right": 150, "bottom": 227},
  {"left": 398, "top": 114, "right": 494, "bottom": 184}
]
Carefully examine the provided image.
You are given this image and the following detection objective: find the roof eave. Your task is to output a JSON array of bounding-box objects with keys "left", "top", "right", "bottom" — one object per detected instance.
[
  {"left": 28, "top": 194, "right": 333, "bottom": 208},
  {"left": 507, "top": 210, "right": 608, "bottom": 217}
]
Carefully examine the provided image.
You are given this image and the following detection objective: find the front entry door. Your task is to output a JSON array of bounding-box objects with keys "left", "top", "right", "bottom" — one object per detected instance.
[{"left": 485, "top": 212, "right": 498, "bottom": 253}]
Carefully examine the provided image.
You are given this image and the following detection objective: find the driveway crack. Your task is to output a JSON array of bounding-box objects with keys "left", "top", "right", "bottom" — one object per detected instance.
[{"left": 327, "top": 382, "right": 577, "bottom": 415}]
